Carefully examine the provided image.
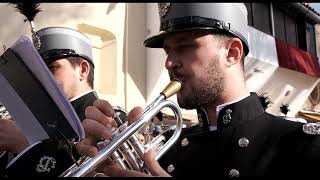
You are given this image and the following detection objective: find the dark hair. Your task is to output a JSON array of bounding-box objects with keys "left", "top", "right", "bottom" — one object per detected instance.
[{"left": 66, "top": 56, "right": 94, "bottom": 89}]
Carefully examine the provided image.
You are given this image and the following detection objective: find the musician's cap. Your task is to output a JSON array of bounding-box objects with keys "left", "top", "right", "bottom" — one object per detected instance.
[
  {"left": 36, "top": 27, "right": 94, "bottom": 66},
  {"left": 143, "top": 3, "right": 249, "bottom": 56}
]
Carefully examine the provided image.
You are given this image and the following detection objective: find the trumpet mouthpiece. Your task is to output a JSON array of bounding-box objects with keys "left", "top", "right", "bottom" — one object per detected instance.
[{"left": 161, "top": 79, "right": 182, "bottom": 99}]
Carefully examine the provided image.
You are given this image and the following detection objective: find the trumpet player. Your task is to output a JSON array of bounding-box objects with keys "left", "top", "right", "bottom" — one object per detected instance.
[{"left": 79, "top": 3, "right": 320, "bottom": 177}]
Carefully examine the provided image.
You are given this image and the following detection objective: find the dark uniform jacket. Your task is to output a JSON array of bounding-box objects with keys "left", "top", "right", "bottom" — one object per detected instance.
[
  {"left": 2, "top": 91, "right": 98, "bottom": 177},
  {"left": 159, "top": 93, "right": 320, "bottom": 177},
  {"left": 0, "top": 151, "right": 8, "bottom": 176}
]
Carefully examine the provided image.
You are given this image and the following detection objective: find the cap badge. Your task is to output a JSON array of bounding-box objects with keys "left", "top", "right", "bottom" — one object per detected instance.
[{"left": 158, "top": 3, "right": 171, "bottom": 18}]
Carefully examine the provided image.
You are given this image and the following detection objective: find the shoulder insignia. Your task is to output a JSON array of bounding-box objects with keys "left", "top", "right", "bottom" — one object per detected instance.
[
  {"left": 302, "top": 122, "right": 320, "bottom": 135},
  {"left": 36, "top": 155, "right": 56, "bottom": 173}
]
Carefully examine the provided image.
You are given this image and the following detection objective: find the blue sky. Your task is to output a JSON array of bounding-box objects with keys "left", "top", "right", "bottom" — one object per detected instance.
[{"left": 310, "top": 3, "right": 320, "bottom": 13}]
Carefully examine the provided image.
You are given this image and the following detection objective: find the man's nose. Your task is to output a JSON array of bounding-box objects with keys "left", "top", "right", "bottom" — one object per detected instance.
[{"left": 165, "top": 54, "right": 180, "bottom": 71}]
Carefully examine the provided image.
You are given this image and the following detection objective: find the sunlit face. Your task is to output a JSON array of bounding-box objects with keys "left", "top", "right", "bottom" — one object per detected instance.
[
  {"left": 47, "top": 58, "right": 81, "bottom": 100},
  {"left": 163, "top": 31, "right": 225, "bottom": 109}
]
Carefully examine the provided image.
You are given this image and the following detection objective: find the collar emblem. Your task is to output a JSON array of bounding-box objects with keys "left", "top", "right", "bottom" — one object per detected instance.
[{"left": 36, "top": 155, "right": 56, "bottom": 173}]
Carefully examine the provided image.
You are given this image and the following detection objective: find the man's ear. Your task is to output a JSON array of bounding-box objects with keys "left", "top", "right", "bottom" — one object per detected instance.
[
  {"left": 225, "top": 38, "right": 243, "bottom": 67},
  {"left": 79, "top": 59, "right": 90, "bottom": 81}
]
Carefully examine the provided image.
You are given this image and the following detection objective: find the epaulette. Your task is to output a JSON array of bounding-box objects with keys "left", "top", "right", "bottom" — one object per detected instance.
[{"left": 302, "top": 122, "right": 320, "bottom": 135}]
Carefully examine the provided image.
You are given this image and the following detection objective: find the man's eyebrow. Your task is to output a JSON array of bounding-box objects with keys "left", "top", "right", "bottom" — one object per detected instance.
[
  {"left": 48, "top": 62, "right": 59, "bottom": 67},
  {"left": 173, "top": 36, "right": 191, "bottom": 44},
  {"left": 163, "top": 36, "right": 192, "bottom": 48}
]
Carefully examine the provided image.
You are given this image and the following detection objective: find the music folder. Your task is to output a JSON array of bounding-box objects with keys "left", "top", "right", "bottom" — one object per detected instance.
[{"left": 0, "top": 36, "right": 84, "bottom": 144}]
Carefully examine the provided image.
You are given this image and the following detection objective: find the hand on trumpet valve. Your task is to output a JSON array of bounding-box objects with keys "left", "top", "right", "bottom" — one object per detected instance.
[
  {"left": 76, "top": 99, "right": 117, "bottom": 157},
  {"left": 125, "top": 108, "right": 170, "bottom": 176},
  {"left": 70, "top": 80, "right": 182, "bottom": 177},
  {"left": 76, "top": 100, "right": 170, "bottom": 177}
]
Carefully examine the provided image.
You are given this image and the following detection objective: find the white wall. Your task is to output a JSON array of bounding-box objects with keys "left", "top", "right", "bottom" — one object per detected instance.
[
  {"left": 245, "top": 26, "right": 320, "bottom": 117},
  {"left": 125, "top": 3, "right": 147, "bottom": 110},
  {"left": 245, "top": 57, "right": 320, "bottom": 117},
  {"left": 246, "top": 26, "right": 279, "bottom": 66}
]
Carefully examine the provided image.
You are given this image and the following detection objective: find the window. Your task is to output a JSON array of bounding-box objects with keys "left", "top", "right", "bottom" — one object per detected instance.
[
  {"left": 306, "top": 22, "right": 316, "bottom": 56},
  {"left": 246, "top": 3, "right": 317, "bottom": 56},
  {"left": 245, "top": 3, "right": 253, "bottom": 26},
  {"left": 252, "top": 3, "right": 272, "bottom": 35},
  {"left": 245, "top": 3, "right": 272, "bottom": 35},
  {"left": 273, "top": 6, "right": 299, "bottom": 48},
  {"left": 273, "top": 6, "right": 286, "bottom": 41},
  {"left": 284, "top": 14, "right": 299, "bottom": 48}
]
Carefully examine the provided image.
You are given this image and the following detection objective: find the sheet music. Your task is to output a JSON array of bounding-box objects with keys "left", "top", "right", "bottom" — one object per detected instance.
[
  {"left": 0, "top": 36, "right": 84, "bottom": 142},
  {"left": 0, "top": 74, "right": 49, "bottom": 144}
]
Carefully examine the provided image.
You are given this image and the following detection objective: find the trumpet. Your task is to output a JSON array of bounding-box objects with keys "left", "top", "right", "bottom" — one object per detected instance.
[{"left": 60, "top": 79, "right": 183, "bottom": 177}]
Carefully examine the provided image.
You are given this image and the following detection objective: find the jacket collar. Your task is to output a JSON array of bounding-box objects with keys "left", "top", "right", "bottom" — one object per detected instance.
[{"left": 217, "top": 92, "right": 265, "bottom": 129}]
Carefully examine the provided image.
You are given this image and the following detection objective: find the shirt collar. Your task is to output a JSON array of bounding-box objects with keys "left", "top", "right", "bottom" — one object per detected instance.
[
  {"left": 216, "top": 92, "right": 251, "bottom": 118},
  {"left": 69, "top": 90, "right": 95, "bottom": 102}
]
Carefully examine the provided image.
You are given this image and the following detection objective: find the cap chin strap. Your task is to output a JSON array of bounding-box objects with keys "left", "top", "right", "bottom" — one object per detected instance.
[{"left": 161, "top": 16, "right": 230, "bottom": 32}]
